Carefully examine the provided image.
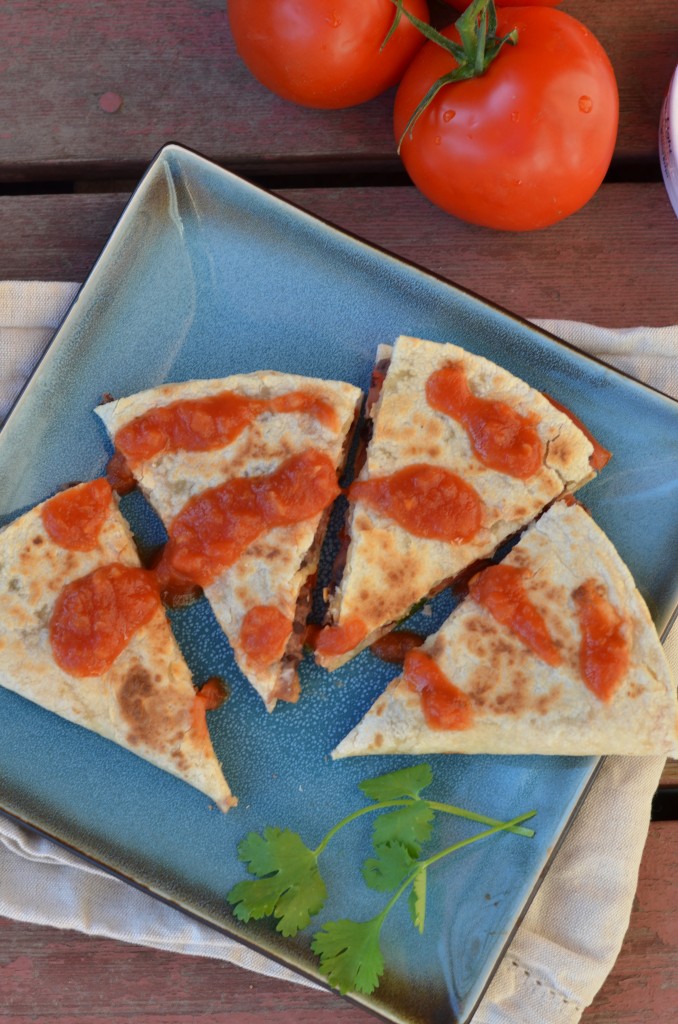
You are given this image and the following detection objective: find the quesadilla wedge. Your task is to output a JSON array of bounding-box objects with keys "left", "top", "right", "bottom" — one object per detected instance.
[
  {"left": 95, "top": 372, "right": 362, "bottom": 711},
  {"left": 0, "top": 479, "right": 235, "bottom": 810},
  {"left": 333, "top": 501, "right": 678, "bottom": 758},
  {"left": 315, "top": 335, "right": 606, "bottom": 671}
]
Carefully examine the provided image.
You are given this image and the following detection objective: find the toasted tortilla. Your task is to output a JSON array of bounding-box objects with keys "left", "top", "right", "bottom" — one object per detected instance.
[
  {"left": 317, "top": 335, "right": 598, "bottom": 670},
  {"left": 333, "top": 502, "right": 678, "bottom": 758},
  {"left": 96, "top": 372, "right": 362, "bottom": 710},
  {"left": 0, "top": 481, "right": 235, "bottom": 810}
]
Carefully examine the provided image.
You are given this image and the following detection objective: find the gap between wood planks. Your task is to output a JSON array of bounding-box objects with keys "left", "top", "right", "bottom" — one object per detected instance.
[{"left": 0, "top": 152, "right": 663, "bottom": 196}]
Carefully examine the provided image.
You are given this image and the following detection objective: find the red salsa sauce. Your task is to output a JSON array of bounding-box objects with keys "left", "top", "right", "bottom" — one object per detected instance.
[
  {"left": 315, "top": 616, "right": 368, "bottom": 658},
  {"left": 50, "top": 563, "right": 161, "bottom": 677},
  {"left": 542, "top": 393, "right": 611, "bottom": 472},
  {"left": 114, "top": 390, "right": 339, "bottom": 464},
  {"left": 41, "top": 478, "right": 113, "bottom": 551},
  {"left": 469, "top": 563, "right": 562, "bottom": 666},
  {"left": 154, "top": 449, "right": 340, "bottom": 591},
  {"left": 240, "top": 605, "right": 292, "bottom": 666},
  {"left": 573, "top": 579, "right": 630, "bottom": 701},
  {"left": 403, "top": 648, "right": 473, "bottom": 730},
  {"left": 426, "top": 364, "right": 544, "bottom": 479},
  {"left": 191, "top": 676, "right": 229, "bottom": 744},
  {"left": 348, "top": 464, "right": 482, "bottom": 544}
]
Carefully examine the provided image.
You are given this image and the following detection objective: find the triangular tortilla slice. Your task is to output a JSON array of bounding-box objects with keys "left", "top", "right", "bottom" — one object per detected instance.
[
  {"left": 96, "top": 372, "right": 362, "bottom": 711},
  {"left": 0, "top": 480, "right": 235, "bottom": 810},
  {"left": 333, "top": 501, "right": 678, "bottom": 758},
  {"left": 316, "top": 335, "right": 602, "bottom": 670}
]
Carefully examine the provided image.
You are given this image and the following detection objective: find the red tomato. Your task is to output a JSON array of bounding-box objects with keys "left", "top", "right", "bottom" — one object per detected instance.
[
  {"left": 394, "top": 7, "right": 618, "bottom": 230},
  {"left": 228, "top": 0, "right": 430, "bottom": 109}
]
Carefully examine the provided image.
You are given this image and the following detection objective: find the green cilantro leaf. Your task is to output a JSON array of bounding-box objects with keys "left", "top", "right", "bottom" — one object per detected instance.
[
  {"left": 371, "top": 800, "right": 435, "bottom": 857},
  {"left": 312, "top": 917, "right": 385, "bottom": 995},
  {"left": 362, "top": 841, "right": 416, "bottom": 892},
  {"left": 227, "top": 827, "right": 327, "bottom": 937},
  {"left": 359, "top": 763, "right": 433, "bottom": 802},
  {"left": 227, "top": 767, "right": 535, "bottom": 999},
  {"left": 409, "top": 867, "right": 427, "bottom": 934}
]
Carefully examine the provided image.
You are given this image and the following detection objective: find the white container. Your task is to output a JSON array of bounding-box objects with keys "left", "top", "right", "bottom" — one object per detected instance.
[{"left": 659, "top": 64, "right": 678, "bottom": 218}]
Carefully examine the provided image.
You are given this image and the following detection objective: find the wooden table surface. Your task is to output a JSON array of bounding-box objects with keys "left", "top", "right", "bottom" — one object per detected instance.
[{"left": 0, "top": 1, "right": 676, "bottom": 1021}]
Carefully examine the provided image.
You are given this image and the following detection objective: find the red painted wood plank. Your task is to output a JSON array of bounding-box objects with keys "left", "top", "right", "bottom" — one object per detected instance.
[
  {"left": 581, "top": 821, "right": 678, "bottom": 1023},
  {"left": 280, "top": 183, "right": 678, "bottom": 327},
  {"left": 0, "top": 183, "right": 676, "bottom": 327},
  {"left": 1, "top": 822, "right": 675, "bottom": 1023},
  {"left": 0, "top": 0, "right": 674, "bottom": 181}
]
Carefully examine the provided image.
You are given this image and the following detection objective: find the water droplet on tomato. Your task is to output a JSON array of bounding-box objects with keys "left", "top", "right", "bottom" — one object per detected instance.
[
  {"left": 327, "top": 11, "right": 341, "bottom": 27},
  {"left": 579, "top": 95, "right": 593, "bottom": 114},
  {"left": 511, "top": 111, "right": 520, "bottom": 124},
  {"left": 443, "top": 110, "right": 456, "bottom": 123}
]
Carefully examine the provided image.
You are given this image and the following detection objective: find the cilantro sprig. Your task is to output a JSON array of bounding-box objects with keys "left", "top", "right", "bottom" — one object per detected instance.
[
  {"left": 227, "top": 764, "right": 535, "bottom": 994},
  {"left": 312, "top": 810, "right": 534, "bottom": 995}
]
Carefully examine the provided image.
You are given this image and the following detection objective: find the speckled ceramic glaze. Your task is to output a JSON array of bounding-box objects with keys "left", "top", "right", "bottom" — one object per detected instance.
[{"left": 0, "top": 145, "right": 677, "bottom": 1024}]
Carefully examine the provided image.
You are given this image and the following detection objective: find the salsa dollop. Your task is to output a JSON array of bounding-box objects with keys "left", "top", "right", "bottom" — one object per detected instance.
[{"left": 426, "top": 365, "right": 544, "bottom": 479}]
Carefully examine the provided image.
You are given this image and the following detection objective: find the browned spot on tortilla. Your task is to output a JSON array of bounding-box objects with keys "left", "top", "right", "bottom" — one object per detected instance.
[
  {"left": 379, "top": 533, "right": 396, "bottom": 554},
  {"left": 118, "top": 663, "right": 185, "bottom": 752},
  {"left": 427, "top": 636, "right": 445, "bottom": 661},
  {"left": 469, "top": 638, "right": 488, "bottom": 658},
  {"left": 247, "top": 542, "right": 282, "bottom": 561},
  {"left": 386, "top": 565, "right": 412, "bottom": 591},
  {"left": 373, "top": 732, "right": 383, "bottom": 748},
  {"left": 392, "top": 424, "right": 415, "bottom": 442},
  {"left": 468, "top": 670, "right": 495, "bottom": 709},
  {"left": 534, "top": 687, "right": 561, "bottom": 715},
  {"left": 489, "top": 671, "right": 529, "bottom": 716},
  {"left": 509, "top": 550, "right": 530, "bottom": 570},
  {"left": 32, "top": 535, "right": 44, "bottom": 546},
  {"left": 548, "top": 433, "right": 574, "bottom": 468},
  {"left": 464, "top": 615, "right": 491, "bottom": 634},
  {"left": 489, "top": 637, "right": 516, "bottom": 657},
  {"left": 461, "top": 614, "right": 499, "bottom": 659}
]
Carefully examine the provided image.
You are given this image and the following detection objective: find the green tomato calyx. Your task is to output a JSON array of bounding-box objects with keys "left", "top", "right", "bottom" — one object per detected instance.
[{"left": 388, "top": 0, "right": 518, "bottom": 151}]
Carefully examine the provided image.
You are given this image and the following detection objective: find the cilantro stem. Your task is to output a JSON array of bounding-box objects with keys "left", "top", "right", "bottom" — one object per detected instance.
[
  {"left": 314, "top": 799, "right": 413, "bottom": 855},
  {"left": 375, "top": 810, "right": 536, "bottom": 925},
  {"left": 420, "top": 810, "right": 536, "bottom": 871},
  {"left": 425, "top": 801, "right": 535, "bottom": 838},
  {"left": 315, "top": 798, "right": 534, "bottom": 857}
]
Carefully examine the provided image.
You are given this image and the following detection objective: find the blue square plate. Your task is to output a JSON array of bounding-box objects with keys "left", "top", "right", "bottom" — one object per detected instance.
[{"left": 1, "top": 144, "right": 677, "bottom": 1024}]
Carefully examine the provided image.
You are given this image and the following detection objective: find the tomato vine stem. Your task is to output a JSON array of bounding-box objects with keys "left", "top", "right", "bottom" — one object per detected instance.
[{"left": 386, "top": 0, "right": 518, "bottom": 150}]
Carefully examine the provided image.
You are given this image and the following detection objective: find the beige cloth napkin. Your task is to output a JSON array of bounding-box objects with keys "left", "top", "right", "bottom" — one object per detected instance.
[{"left": 0, "top": 282, "right": 676, "bottom": 1021}]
